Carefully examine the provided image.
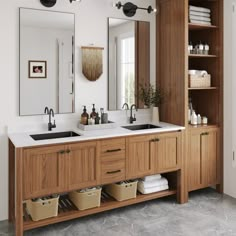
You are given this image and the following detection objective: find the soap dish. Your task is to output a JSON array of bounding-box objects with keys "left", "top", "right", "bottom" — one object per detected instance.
[{"left": 78, "top": 121, "right": 117, "bottom": 131}]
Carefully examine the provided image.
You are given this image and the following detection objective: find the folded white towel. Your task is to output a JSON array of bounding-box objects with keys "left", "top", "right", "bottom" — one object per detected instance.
[
  {"left": 189, "top": 5, "right": 211, "bottom": 13},
  {"left": 190, "top": 15, "right": 211, "bottom": 22},
  {"left": 138, "top": 177, "right": 168, "bottom": 189},
  {"left": 189, "top": 10, "right": 210, "bottom": 18},
  {"left": 138, "top": 184, "right": 169, "bottom": 194},
  {"left": 142, "top": 174, "right": 161, "bottom": 182},
  {"left": 189, "top": 19, "right": 212, "bottom": 26}
]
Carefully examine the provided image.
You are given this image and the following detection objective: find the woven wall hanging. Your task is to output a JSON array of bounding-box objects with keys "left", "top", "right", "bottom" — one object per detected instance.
[{"left": 81, "top": 46, "right": 104, "bottom": 81}]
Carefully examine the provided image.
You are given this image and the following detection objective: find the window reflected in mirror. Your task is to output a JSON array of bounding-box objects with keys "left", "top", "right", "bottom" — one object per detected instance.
[{"left": 108, "top": 18, "right": 150, "bottom": 110}]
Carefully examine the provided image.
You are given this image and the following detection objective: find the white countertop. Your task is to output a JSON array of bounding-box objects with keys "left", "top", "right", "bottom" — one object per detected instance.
[{"left": 8, "top": 122, "right": 185, "bottom": 148}]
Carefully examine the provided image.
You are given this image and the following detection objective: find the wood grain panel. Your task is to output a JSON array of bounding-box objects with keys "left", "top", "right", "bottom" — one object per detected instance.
[
  {"left": 67, "top": 141, "right": 98, "bottom": 191},
  {"left": 156, "top": 0, "right": 187, "bottom": 126},
  {"left": 100, "top": 138, "right": 125, "bottom": 157},
  {"left": 135, "top": 21, "right": 150, "bottom": 108},
  {"left": 126, "top": 135, "right": 152, "bottom": 179},
  {"left": 101, "top": 156, "right": 126, "bottom": 184},
  {"left": 23, "top": 145, "right": 66, "bottom": 199},
  {"left": 151, "top": 132, "right": 181, "bottom": 173},
  {"left": 188, "top": 129, "right": 202, "bottom": 191}
]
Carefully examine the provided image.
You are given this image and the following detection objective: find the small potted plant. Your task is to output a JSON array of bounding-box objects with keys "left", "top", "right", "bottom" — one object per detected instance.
[{"left": 139, "top": 83, "right": 162, "bottom": 123}]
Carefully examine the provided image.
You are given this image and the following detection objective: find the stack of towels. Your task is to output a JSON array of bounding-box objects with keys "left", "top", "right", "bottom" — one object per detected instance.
[
  {"left": 189, "top": 5, "right": 211, "bottom": 26},
  {"left": 138, "top": 174, "right": 169, "bottom": 194}
]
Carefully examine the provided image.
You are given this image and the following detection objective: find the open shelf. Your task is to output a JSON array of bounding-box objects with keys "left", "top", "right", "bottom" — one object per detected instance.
[
  {"left": 188, "top": 124, "right": 219, "bottom": 129},
  {"left": 23, "top": 189, "right": 177, "bottom": 231},
  {"left": 189, "top": 54, "right": 217, "bottom": 58},
  {"left": 188, "top": 87, "right": 218, "bottom": 90},
  {"left": 188, "top": 23, "right": 218, "bottom": 30}
]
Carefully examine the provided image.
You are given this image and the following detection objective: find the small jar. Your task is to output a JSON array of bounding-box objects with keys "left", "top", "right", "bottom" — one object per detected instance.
[
  {"left": 198, "top": 42, "right": 204, "bottom": 54},
  {"left": 202, "top": 116, "right": 208, "bottom": 125},
  {"left": 204, "top": 43, "right": 209, "bottom": 55}
]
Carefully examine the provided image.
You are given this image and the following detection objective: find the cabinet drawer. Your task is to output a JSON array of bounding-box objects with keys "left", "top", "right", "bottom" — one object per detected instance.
[
  {"left": 100, "top": 138, "right": 126, "bottom": 157},
  {"left": 101, "top": 157, "right": 125, "bottom": 184}
]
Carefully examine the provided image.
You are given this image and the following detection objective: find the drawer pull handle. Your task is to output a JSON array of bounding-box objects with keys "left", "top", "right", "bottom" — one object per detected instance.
[
  {"left": 150, "top": 138, "right": 160, "bottom": 142},
  {"left": 66, "top": 149, "right": 71, "bottom": 154},
  {"left": 106, "top": 149, "right": 122, "bottom": 153},
  {"left": 106, "top": 170, "right": 121, "bottom": 174},
  {"left": 58, "top": 150, "right": 65, "bottom": 154},
  {"left": 201, "top": 132, "right": 209, "bottom": 136}
]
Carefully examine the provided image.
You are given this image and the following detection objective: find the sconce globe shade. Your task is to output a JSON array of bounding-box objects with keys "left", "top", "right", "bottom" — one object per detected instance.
[
  {"left": 123, "top": 2, "right": 138, "bottom": 17},
  {"left": 40, "top": 0, "right": 57, "bottom": 7}
]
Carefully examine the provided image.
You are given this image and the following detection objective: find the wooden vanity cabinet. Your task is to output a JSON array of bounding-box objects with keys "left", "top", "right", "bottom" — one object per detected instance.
[
  {"left": 188, "top": 127, "right": 219, "bottom": 191},
  {"left": 126, "top": 131, "right": 182, "bottom": 179},
  {"left": 23, "top": 141, "right": 99, "bottom": 199}
]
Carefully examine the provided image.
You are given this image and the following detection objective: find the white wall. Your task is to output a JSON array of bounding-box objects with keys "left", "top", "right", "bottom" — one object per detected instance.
[
  {"left": 0, "top": 0, "right": 155, "bottom": 220},
  {"left": 224, "top": 0, "right": 236, "bottom": 198}
]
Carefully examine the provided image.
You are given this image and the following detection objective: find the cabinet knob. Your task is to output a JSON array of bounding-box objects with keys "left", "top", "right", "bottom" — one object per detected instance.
[
  {"left": 150, "top": 138, "right": 160, "bottom": 142},
  {"left": 58, "top": 150, "right": 65, "bottom": 154},
  {"left": 66, "top": 149, "right": 71, "bottom": 154},
  {"left": 201, "top": 132, "right": 209, "bottom": 136}
]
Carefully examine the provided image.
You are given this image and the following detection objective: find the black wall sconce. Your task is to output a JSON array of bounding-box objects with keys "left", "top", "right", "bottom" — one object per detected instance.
[
  {"left": 115, "top": 1, "right": 157, "bottom": 17},
  {"left": 40, "top": 0, "right": 57, "bottom": 7}
]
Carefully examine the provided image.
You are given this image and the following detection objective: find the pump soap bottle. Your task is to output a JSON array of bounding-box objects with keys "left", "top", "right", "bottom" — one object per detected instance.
[
  {"left": 90, "top": 104, "right": 97, "bottom": 119},
  {"left": 81, "top": 106, "right": 89, "bottom": 125}
]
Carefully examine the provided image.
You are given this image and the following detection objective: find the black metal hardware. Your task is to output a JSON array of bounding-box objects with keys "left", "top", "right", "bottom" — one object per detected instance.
[
  {"left": 106, "top": 149, "right": 122, "bottom": 153},
  {"left": 106, "top": 170, "right": 121, "bottom": 174},
  {"left": 66, "top": 149, "right": 71, "bottom": 154},
  {"left": 58, "top": 150, "right": 65, "bottom": 154},
  {"left": 40, "top": 0, "right": 57, "bottom": 7}
]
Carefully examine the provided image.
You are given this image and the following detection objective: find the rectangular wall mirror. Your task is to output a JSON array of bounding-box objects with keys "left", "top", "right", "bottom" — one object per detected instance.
[
  {"left": 19, "top": 8, "right": 75, "bottom": 116},
  {"left": 108, "top": 18, "right": 150, "bottom": 111}
]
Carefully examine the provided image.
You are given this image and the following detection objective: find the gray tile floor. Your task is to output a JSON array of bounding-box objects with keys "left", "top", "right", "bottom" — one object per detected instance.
[{"left": 1, "top": 188, "right": 236, "bottom": 236}]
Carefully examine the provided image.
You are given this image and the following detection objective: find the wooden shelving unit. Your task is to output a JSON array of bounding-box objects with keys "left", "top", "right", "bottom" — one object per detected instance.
[
  {"left": 156, "top": 0, "right": 223, "bottom": 201},
  {"left": 23, "top": 189, "right": 177, "bottom": 231},
  {"left": 188, "top": 54, "right": 217, "bottom": 58},
  {"left": 188, "top": 87, "right": 218, "bottom": 90},
  {"left": 188, "top": 23, "right": 218, "bottom": 30}
]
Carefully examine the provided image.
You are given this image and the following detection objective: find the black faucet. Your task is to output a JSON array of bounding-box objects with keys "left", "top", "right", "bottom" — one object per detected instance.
[
  {"left": 44, "top": 107, "right": 56, "bottom": 131},
  {"left": 122, "top": 103, "right": 129, "bottom": 110},
  {"left": 130, "top": 104, "right": 138, "bottom": 124}
]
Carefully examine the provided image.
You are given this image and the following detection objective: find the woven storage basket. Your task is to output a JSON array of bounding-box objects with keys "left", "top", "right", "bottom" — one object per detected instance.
[
  {"left": 26, "top": 196, "right": 59, "bottom": 221},
  {"left": 105, "top": 181, "right": 138, "bottom": 201},
  {"left": 189, "top": 74, "right": 211, "bottom": 88},
  {"left": 69, "top": 188, "right": 101, "bottom": 210}
]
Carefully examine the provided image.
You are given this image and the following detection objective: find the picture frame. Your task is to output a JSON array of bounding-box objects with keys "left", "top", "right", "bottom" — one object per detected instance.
[{"left": 28, "top": 60, "right": 47, "bottom": 79}]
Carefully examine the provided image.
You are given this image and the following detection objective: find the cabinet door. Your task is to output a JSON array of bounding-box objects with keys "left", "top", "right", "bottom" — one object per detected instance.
[
  {"left": 188, "top": 130, "right": 202, "bottom": 191},
  {"left": 151, "top": 132, "right": 181, "bottom": 173},
  {"left": 126, "top": 135, "right": 153, "bottom": 179},
  {"left": 66, "top": 141, "right": 99, "bottom": 191},
  {"left": 188, "top": 128, "right": 219, "bottom": 191},
  {"left": 201, "top": 129, "right": 218, "bottom": 187},
  {"left": 23, "top": 145, "right": 67, "bottom": 199}
]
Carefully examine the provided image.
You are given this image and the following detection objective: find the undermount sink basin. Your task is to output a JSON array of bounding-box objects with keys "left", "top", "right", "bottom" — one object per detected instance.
[
  {"left": 122, "top": 124, "right": 162, "bottom": 131},
  {"left": 30, "top": 131, "right": 80, "bottom": 141}
]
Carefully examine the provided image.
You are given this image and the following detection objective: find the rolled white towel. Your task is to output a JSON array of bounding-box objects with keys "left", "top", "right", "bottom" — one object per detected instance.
[
  {"left": 189, "top": 15, "right": 211, "bottom": 22},
  {"left": 189, "top": 5, "right": 211, "bottom": 13},
  {"left": 189, "top": 19, "right": 212, "bottom": 26},
  {"left": 189, "top": 10, "right": 210, "bottom": 18},
  {"left": 138, "top": 184, "right": 169, "bottom": 194},
  {"left": 142, "top": 174, "right": 161, "bottom": 182},
  {"left": 138, "top": 177, "right": 168, "bottom": 189}
]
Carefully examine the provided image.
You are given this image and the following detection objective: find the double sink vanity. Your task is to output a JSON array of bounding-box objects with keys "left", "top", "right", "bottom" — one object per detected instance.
[{"left": 8, "top": 121, "right": 185, "bottom": 235}]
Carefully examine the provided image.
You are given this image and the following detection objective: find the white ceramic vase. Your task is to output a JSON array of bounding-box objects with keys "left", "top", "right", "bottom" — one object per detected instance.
[{"left": 152, "top": 106, "right": 159, "bottom": 124}]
